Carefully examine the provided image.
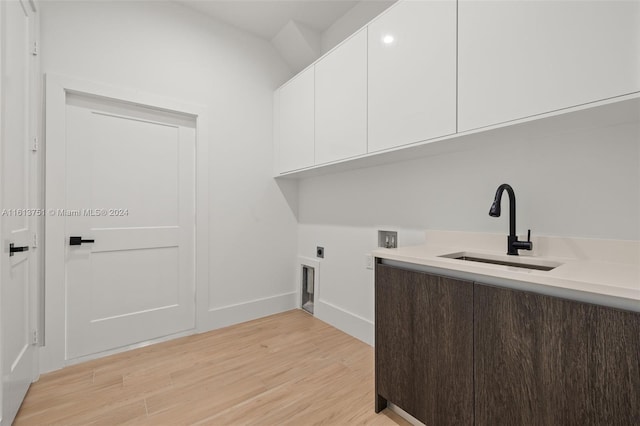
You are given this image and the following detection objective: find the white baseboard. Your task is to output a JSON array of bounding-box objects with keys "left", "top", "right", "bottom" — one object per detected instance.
[
  {"left": 200, "top": 292, "right": 298, "bottom": 331},
  {"left": 315, "top": 299, "right": 374, "bottom": 346}
]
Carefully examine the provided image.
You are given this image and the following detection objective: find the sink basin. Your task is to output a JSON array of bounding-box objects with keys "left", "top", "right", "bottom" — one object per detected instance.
[{"left": 439, "top": 252, "right": 561, "bottom": 271}]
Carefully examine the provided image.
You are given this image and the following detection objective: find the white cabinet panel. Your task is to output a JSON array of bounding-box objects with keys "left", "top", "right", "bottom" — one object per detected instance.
[
  {"left": 368, "top": 0, "right": 457, "bottom": 153},
  {"left": 459, "top": 0, "right": 640, "bottom": 132},
  {"left": 277, "top": 67, "right": 315, "bottom": 173},
  {"left": 315, "top": 29, "right": 368, "bottom": 165}
]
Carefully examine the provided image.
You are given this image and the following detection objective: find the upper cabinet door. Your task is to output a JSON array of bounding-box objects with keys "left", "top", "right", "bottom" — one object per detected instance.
[
  {"left": 277, "top": 67, "right": 315, "bottom": 173},
  {"left": 315, "top": 29, "right": 368, "bottom": 165},
  {"left": 458, "top": 0, "right": 640, "bottom": 132},
  {"left": 368, "top": 0, "right": 457, "bottom": 153}
]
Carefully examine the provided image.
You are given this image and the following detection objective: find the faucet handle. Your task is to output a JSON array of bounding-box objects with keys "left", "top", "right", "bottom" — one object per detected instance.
[{"left": 524, "top": 229, "right": 533, "bottom": 251}]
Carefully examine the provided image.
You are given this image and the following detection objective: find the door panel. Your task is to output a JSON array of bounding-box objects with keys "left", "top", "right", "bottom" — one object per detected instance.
[
  {"left": 1, "top": 0, "right": 36, "bottom": 423},
  {"left": 64, "top": 94, "right": 195, "bottom": 360},
  {"left": 87, "top": 112, "right": 179, "bottom": 226},
  {"left": 89, "top": 247, "right": 179, "bottom": 320}
]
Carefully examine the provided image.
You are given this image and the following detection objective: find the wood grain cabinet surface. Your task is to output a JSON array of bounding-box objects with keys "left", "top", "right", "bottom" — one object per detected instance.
[
  {"left": 375, "top": 263, "right": 474, "bottom": 426},
  {"left": 375, "top": 263, "right": 640, "bottom": 426},
  {"left": 474, "top": 283, "right": 640, "bottom": 426}
]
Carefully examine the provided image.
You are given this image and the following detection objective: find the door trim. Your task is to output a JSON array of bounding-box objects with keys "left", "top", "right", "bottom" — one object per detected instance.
[{"left": 42, "top": 74, "right": 209, "bottom": 373}]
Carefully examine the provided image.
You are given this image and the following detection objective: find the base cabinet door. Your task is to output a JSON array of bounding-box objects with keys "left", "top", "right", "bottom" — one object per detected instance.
[
  {"left": 474, "top": 284, "right": 640, "bottom": 426},
  {"left": 375, "top": 264, "right": 473, "bottom": 426}
]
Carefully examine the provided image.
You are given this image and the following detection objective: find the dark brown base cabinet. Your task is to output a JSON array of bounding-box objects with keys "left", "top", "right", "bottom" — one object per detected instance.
[
  {"left": 475, "top": 284, "right": 640, "bottom": 426},
  {"left": 375, "top": 262, "right": 640, "bottom": 426},
  {"left": 375, "top": 263, "right": 474, "bottom": 426}
]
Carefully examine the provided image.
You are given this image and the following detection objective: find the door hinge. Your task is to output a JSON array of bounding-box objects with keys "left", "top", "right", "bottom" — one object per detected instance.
[
  {"left": 32, "top": 137, "right": 39, "bottom": 152},
  {"left": 32, "top": 232, "right": 38, "bottom": 248},
  {"left": 31, "top": 330, "right": 38, "bottom": 345},
  {"left": 32, "top": 41, "right": 38, "bottom": 56}
]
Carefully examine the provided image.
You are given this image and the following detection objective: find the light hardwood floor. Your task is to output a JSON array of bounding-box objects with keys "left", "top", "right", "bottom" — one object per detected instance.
[{"left": 15, "top": 310, "right": 409, "bottom": 425}]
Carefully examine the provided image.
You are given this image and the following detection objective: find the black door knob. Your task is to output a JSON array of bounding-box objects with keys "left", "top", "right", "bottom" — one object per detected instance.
[{"left": 69, "top": 236, "right": 95, "bottom": 246}]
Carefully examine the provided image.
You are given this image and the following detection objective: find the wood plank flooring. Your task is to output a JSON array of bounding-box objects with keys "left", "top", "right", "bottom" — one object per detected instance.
[{"left": 15, "top": 310, "right": 409, "bottom": 425}]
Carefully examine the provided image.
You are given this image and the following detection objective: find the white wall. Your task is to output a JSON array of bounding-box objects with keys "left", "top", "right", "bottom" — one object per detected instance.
[
  {"left": 40, "top": 0, "right": 298, "bottom": 363},
  {"left": 271, "top": 20, "right": 321, "bottom": 74},
  {"left": 298, "top": 119, "right": 640, "bottom": 344},
  {"left": 321, "top": 0, "right": 397, "bottom": 54}
]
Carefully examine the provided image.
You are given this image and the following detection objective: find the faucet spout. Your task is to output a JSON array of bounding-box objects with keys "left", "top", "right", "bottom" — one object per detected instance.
[{"left": 489, "top": 184, "right": 532, "bottom": 256}]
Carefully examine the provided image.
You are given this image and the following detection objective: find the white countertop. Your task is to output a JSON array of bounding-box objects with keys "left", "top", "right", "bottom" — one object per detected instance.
[{"left": 372, "top": 231, "right": 640, "bottom": 312}]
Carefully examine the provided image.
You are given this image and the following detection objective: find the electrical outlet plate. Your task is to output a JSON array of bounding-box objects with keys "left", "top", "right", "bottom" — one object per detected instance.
[{"left": 365, "top": 254, "right": 374, "bottom": 270}]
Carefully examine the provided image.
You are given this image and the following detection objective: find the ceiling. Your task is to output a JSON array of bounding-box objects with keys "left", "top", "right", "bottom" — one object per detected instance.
[{"left": 178, "top": 0, "right": 360, "bottom": 41}]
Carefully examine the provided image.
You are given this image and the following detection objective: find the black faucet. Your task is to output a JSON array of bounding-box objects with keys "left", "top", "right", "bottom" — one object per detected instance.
[{"left": 489, "top": 183, "right": 532, "bottom": 255}]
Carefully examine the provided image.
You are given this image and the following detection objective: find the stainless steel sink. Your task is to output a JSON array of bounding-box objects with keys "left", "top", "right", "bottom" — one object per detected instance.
[{"left": 439, "top": 252, "right": 561, "bottom": 271}]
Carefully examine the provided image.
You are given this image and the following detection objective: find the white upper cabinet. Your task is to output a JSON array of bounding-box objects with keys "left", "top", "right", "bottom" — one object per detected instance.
[
  {"left": 315, "top": 29, "right": 368, "bottom": 165},
  {"left": 274, "top": 0, "right": 639, "bottom": 177},
  {"left": 458, "top": 0, "right": 640, "bottom": 132},
  {"left": 368, "top": 0, "right": 457, "bottom": 153},
  {"left": 277, "top": 67, "right": 315, "bottom": 173}
]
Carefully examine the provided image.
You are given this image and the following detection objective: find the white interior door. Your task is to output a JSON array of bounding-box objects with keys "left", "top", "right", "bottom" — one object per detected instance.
[
  {"left": 64, "top": 94, "right": 196, "bottom": 360},
  {"left": 1, "top": 0, "right": 37, "bottom": 424}
]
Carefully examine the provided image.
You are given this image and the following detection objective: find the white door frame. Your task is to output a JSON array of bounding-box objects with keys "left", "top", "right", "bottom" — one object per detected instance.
[{"left": 42, "top": 74, "right": 209, "bottom": 373}]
